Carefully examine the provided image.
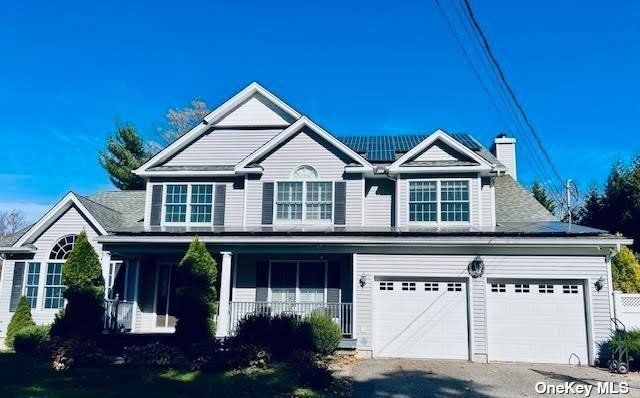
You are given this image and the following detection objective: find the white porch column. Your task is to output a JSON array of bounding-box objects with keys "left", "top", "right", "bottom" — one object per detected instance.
[{"left": 216, "top": 251, "right": 233, "bottom": 338}]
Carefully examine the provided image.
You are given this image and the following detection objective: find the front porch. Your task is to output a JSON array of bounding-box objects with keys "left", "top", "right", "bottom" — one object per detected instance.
[{"left": 103, "top": 251, "right": 355, "bottom": 339}]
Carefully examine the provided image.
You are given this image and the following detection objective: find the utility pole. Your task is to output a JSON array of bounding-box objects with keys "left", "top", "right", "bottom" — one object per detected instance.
[{"left": 565, "top": 179, "right": 577, "bottom": 226}]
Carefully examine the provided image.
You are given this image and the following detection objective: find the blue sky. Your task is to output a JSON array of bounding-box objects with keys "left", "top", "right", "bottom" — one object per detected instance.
[{"left": 1, "top": 1, "right": 639, "bottom": 221}]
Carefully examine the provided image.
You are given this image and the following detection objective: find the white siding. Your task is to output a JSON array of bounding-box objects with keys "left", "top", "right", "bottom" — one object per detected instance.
[
  {"left": 354, "top": 253, "right": 610, "bottom": 363},
  {"left": 480, "top": 178, "right": 494, "bottom": 228},
  {"left": 164, "top": 129, "right": 282, "bottom": 166},
  {"left": 259, "top": 130, "right": 349, "bottom": 180},
  {"left": 245, "top": 179, "right": 263, "bottom": 226},
  {"left": 226, "top": 181, "right": 245, "bottom": 226},
  {"left": 0, "top": 207, "right": 105, "bottom": 337},
  {"left": 398, "top": 177, "right": 481, "bottom": 227},
  {"left": 214, "top": 93, "right": 295, "bottom": 127},
  {"left": 414, "top": 142, "right": 463, "bottom": 162},
  {"left": 364, "top": 179, "right": 393, "bottom": 227},
  {"left": 346, "top": 179, "right": 363, "bottom": 226}
]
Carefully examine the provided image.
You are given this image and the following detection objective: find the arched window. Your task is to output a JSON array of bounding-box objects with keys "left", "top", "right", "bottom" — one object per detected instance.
[
  {"left": 49, "top": 235, "right": 76, "bottom": 260},
  {"left": 291, "top": 165, "right": 318, "bottom": 180}
]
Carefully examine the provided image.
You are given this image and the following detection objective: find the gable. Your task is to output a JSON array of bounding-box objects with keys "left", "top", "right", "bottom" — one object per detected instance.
[
  {"left": 162, "top": 128, "right": 283, "bottom": 166},
  {"left": 31, "top": 206, "right": 102, "bottom": 251},
  {"left": 258, "top": 128, "right": 354, "bottom": 179},
  {"left": 135, "top": 82, "right": 302, "bottom": 176},
  {"left": 214, "top": 93, "right": 296, "bottom": 127},
  {"left": 411, "top": 141, "right": 475, "bottom": 163}
]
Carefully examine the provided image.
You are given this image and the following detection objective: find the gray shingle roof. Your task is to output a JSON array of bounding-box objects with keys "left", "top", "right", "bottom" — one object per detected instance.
[
  {"left": 87, "top": 191, "right": 146, "bottom": 229},
  {"left": 76, "top": 195, "right": 123, "bottom": 231},
  {"left": 0, "top": 225, "right": 32, "bottom": 246},
  {"left": 494, "top": 175, "right": 557, "bottom": 223}
]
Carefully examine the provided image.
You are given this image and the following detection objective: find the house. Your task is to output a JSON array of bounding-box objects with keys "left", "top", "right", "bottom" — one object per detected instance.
[{"left": 0, "top": 82, "right": 631, "bottom": 365}]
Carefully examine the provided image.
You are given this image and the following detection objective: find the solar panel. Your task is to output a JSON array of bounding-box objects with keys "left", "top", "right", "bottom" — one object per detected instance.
[{"left": 336, "top": 132, "right": 485, "bottom": 162}]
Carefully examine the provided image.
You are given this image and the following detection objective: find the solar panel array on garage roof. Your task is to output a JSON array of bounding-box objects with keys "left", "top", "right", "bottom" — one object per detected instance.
[{"left": 337, "top": 133, "right": 483, "bottom": 162}]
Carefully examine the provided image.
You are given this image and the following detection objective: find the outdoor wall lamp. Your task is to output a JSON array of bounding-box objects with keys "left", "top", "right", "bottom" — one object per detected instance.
[
  {"left": 359, "top": 274, "right": 367, "bottom": 288},
  {"left": 468, "top": 256, "right": 485, "bottom": 278},
  {"left": 595, "top": 276, "right": 606, "bottom": 292}
]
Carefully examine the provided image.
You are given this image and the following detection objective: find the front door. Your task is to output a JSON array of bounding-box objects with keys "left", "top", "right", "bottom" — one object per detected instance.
[{"left": 155, "top": 264, "right": 177, "bottom": 328}]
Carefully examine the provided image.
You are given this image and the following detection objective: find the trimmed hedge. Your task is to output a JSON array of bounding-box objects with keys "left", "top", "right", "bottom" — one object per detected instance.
[
  {"left": 234, "top": 312, "right": 342, "bottom": 356},
  {"left": 13, "top": 325, "right": 51, "bottom": 355},
  {"left": 303, "top": 312, "right": 342, "bottom": 355},
  {"left": 6, "top": 296, "right": 36, "bottom": 349}
]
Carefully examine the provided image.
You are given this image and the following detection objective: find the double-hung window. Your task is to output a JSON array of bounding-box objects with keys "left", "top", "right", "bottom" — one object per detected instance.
[
  {"left": 409, "top": 180, "right": 470, "bottom": 223},
  {"left": 276, "top": 182, "right": 303, "bottom": 221},
  {"left": 409, "top": 181, "right": 437, "bottom": 222},
  {"left": 44, "top": 263, "right": 64, "bottom": 309},
  {"left": 165, "top": 184, "right": 188, "bottom": 222},
  {"left": 276, "top": 182, "right": 333, "bottom": 222},
  {"left": 190, "top": 184, "right": 213, "bottom": 223},
  {"left": 164, "top": 184, "right": 214, "bottom": 224},
  {"left": 306, "top": 182, "right": 333, "bottom": 221},
  {"left": 440, "top": 181, "right": 469, "bottom": 221},
  {"left": 25, "top": 262, "right": 41, "bottom": 308}
]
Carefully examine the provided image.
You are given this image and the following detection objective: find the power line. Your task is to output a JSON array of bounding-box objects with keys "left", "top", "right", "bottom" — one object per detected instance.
[
  {"left": 446, "top": 0, "right": 565, "bottom": 205},
  {"left": 460, "top": 0, "right": 565, "bottom": 188},
  {"left": 433, "top": 0, "right": 567, "bottom": 207},
  {"left": 449, "top": 0, "right": 567, "bottom": 205}
]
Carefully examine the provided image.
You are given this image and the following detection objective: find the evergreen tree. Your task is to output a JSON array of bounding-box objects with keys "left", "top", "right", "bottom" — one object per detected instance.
[
  {"left": 6, "top": 296, "right": 35, "bottom": 349},
  {"left": 99, "top": 122, "right": 150, "bottom": 190},
  {"left": 50, "top": 231, "right": 105, "bottom": 338},
  {"left": 174, "top": 237, "right": 218, "bottom": 344},
  {"left": 531, "top": 181, "right": 556, "bottom": 214},
  {"left": 612, "top": 247, "right": 640, "bottom": 293}
]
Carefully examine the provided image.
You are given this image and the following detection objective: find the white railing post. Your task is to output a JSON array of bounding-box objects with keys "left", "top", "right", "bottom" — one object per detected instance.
[{"left": 216, "top": 252, "right": 233, "bottom": 337}]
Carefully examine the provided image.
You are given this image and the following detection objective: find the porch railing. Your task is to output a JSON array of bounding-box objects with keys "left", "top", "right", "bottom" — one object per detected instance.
[
  {"left": 228, "top": 301, "right": 353, "bottom": 337},
  {"left": 104, "top": 298, "right": 134, "bottom": 332}
]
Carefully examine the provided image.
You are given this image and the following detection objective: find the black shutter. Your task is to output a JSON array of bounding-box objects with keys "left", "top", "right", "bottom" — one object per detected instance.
[
  {"left": 150, "top": 185, "right": 164, "bottom": 226},
  {"left": 334, "top": 181, "right": 346, "bottom": 225},
  {"left": 261, "top": 182, "right": 274, "bottom": 225},
  {"left": 255, "top": 261, "right": 269, "bottom": 302},
  {"left": 9, "top": 262, "right": 26, "bottom": 311},
  {"left": 213, "top": 184, "right": 226, "bottom": 226},
  {"left": 326, "top": 261, "right": 340, "bottom": 303},
  {"left": 138, "top": 259, "right": 155, "bottom": 312}
]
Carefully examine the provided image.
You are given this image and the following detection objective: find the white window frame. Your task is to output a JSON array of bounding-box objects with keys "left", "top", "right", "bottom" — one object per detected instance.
[
  {"left": 407, "top": 178, "right": 472, "bottom": 225},
  {"left": 161, "top": 183, "right": 215, "bottom": 226},
  {"left": 267, "top": 260, "right": 329, "bottom": 303},
  {"left": 43, "top": 262, "right": 65, "bottom": 310},
  {"left": 23, "top": 262, "right": 41, "bottom": 309},
  {"left": 273, "top": 181, "right": 335, "bottom": 224}
]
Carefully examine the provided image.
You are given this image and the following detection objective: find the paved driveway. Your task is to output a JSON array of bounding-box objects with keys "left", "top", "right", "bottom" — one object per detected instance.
[{"left": 351, "top": 359, "right": 640, "bottom": 397}]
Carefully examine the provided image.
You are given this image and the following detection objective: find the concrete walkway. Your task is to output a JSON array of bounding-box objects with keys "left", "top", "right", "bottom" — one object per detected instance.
[{"left": 351, "top": 359, "right": 640, "bottom": 397}]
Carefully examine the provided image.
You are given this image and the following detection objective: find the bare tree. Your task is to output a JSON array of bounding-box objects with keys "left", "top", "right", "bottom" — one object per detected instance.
[
  {"left": 0, "top": 209, "right": 26, "bottom": 238},
  {"left": 147, "top": 99, "right": 211, "bottom": 154}
]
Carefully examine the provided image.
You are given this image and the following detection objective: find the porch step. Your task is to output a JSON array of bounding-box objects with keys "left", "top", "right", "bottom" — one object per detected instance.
[{"left": 339, "top": 338, "right": 357, "bottom": 350}]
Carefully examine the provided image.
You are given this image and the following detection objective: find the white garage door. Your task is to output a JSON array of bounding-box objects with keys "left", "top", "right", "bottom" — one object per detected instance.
[
  {"left": 487, "top": 280, "right": 588, "bottom": 364},
  {"left": 373, "top": 279, "right": 469, "bottom": 359}
]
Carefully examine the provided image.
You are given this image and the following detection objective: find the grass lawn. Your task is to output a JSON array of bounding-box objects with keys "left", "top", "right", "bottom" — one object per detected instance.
[{"left": 0, "top": 352, "right": 349, "bottom": 398}]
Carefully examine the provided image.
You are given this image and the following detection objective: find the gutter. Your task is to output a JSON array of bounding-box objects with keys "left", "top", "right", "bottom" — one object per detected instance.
[
  {"left": 0, "top": 246, "right": 36, "bottom": 253},
  {"left": 97, "top": 234, "right": 633, "bottom": 248}
]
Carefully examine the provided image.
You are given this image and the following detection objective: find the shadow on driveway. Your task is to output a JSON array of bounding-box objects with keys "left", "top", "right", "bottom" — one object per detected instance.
[{"left": 353, "top": 368, "right": 491, "bottom": 398}]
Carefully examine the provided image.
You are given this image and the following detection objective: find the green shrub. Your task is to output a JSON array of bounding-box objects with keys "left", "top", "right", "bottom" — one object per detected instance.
[
  {"left": 51, "top": 339, "right": 104, "bottom": 371},
  {"left": 599, "top": 329, "right": 640, "bottom": 370},
  {"left": 233, "top": 313, "right": 272, "bottom": 348},
  {"left": 123, "top": 342, "right": 186, "bottom": 369},
  {"left": 303, "top": 312, "right": 342, "bottom": 355},
  {"left": 50, "top": 231, "right": 105, "bottom": 339},
  {"left": 13, "top": 325, "right": 51, "bottom": 355},
  {"left": 174, "top": 237, "right": 218, "bottom": 345},
  {"left": 613, "top": 247, "right": 640, "bottom": 293},
  {"left": 6, "top": 296, "right": 36, "bottom": 349}
]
